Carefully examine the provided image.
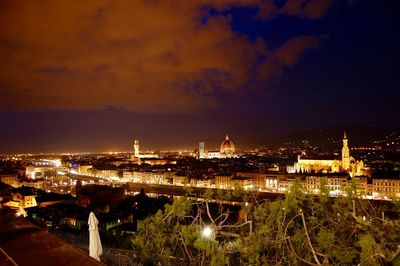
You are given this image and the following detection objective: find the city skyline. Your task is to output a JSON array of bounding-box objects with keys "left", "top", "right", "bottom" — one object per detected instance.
[
  {"left": 0, "top": 0, "right": 399, "bottom": 152},
  {"left": 0, "top": 124, "right": 396, "bottom": 155}
]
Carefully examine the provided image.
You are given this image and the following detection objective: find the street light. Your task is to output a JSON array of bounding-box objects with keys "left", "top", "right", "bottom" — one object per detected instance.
[{"left": 201, "top": 226, "right": 213, "bottom": 238}]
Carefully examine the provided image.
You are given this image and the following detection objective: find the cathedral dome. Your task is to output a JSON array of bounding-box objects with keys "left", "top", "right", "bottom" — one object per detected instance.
[{"left": 220, "top": 135, "right": 235, "bottom": 156}]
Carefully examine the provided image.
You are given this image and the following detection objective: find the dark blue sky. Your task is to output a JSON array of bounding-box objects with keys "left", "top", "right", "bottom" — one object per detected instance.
[{"left": 0, "top": 0, "right": 399, "bottom": 153}]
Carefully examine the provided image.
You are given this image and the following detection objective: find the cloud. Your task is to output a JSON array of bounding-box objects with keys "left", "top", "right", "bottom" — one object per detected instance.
[
  {"left": 253, "top": 36, "right": 322, "bottom": 84},
  {"left": 274, "top": 36, "right": 321, "bottom": 67},
  {"left": 277, "top": 0, "right": 333, "bottom": 20},
  {"left": 0, "top": 0, "right": 329, "bottom": 113}
]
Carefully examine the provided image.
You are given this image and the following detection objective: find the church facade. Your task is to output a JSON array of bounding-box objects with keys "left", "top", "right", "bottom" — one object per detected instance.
[{"left": 294, "top": 133, "right": 365, "bottom": 177}]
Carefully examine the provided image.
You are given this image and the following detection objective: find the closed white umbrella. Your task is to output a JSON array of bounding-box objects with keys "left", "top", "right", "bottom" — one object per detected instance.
[{"left": 88, "top": 212, "right": 103, "bottom": 261}]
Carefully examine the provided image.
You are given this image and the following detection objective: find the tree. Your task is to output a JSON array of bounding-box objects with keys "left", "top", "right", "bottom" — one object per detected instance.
[{"left": 131, "top": 187, "right": 400, "bottom": 265}]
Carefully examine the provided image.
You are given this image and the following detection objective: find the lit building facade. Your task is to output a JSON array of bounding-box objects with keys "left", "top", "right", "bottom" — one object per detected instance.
[
  {"left": 207, "top": 151, "right": 221, "bottom": 159},
  {"left": 305, "top": 174, "right": 348, "bottom": 196},
  {"left": 294, "top": 132, "right": 365, "bottom": 177},
  {"left": 372, "top": 179, "right": 400, "bottom": 199},
  {"left": 173, "top": 174, "right": 189, "bottom": 186},
  {"left": 236, "top": 172, "right": 269, "bottom": 190},
  {"left": 215, "top": 175, "right": 232, "bottom": 189},
  {"left": 3, "top": 193, "right": 38, "bottom": 209},
  {"left": 196, "top": 178, "right": 214, "bottom": 188},
  {"left": 78, "top": 165, "right": 92, "bottom": 175},
  {"left": 0, "top": 174, "right": 19, "bottom": 187}
]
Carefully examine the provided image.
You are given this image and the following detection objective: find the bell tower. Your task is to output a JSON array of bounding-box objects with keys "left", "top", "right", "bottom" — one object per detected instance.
[
  {"left": 134, "top": 140, "right": 140, "bottom": 157},
  {"left": 342, "top": 132, "right": 350, "bottom": 170}
]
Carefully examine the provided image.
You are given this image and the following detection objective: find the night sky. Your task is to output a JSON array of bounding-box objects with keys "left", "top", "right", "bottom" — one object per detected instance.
[{"left": 0, "top": 0, "right": 399, "bottom": 153}]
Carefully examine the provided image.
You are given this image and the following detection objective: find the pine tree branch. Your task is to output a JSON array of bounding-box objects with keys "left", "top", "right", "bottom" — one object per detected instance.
[
  {"left": 370, "top": 245, "right": 400, "bottom": 263},
  {"left": 205, "top": 201, "right": 215, "bottom": 224},
  {"left": 219, "top": 220, "right": 252, "bottom": 235},
  {"left": 178, "top": 232, "right": 194, "bottom": 264},
  {"left": 284, "top": 214, "right": 319, "bottom": 266},
  {"left": 300, "top": 210, "right": 322, "bottom": 265}
]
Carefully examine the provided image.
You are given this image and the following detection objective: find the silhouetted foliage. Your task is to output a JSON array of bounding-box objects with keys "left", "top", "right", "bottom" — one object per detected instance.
[{"left": 131, "top": 183, "right": 400, "bottom": 265}]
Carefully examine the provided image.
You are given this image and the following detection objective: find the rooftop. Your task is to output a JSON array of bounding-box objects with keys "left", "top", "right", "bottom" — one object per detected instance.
[
  {"left": 299, "top": 155, "right": 341, "bottom": 160},
  {"left": 0, "top": 208, "right": 103, "bottom": 266}
]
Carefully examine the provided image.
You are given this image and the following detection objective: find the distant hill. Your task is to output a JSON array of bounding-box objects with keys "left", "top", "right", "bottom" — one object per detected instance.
[{"left": 264, "top": 125, "right": 398, "bottom": 147}]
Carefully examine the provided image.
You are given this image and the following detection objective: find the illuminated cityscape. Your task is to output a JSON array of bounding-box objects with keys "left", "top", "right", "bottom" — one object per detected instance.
[
  {"left": 1, "top": 133, "right": 400, "bottom": 265},
  {"left": 1, "top": 133, "right": 399, "bottom": 202},
  {"left": 1, "top": 1, "right": 400, "bottom": 265}
]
